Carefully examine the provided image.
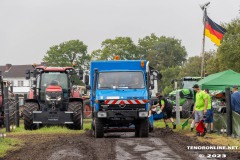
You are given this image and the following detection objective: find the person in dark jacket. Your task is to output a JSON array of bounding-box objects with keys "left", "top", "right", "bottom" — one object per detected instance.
[
  {"left": 152, "top": 92, "right": 176, "bottom": 129},
  {"left": 231, "top": 85, "right": 240, "bottom": 114}
]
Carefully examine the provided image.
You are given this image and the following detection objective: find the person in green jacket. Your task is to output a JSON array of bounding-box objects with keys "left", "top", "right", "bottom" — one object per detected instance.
[{"left": 192, "top": 84, "right": 208, "bottom": 130}]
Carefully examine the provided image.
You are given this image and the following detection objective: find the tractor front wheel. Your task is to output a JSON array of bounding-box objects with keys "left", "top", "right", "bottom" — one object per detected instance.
[
  {"left": 22, "top": 102, "right": 38, "bottom": 130},
  {"left": 67, "top": 101, "right": 83, "bottom": 130}
]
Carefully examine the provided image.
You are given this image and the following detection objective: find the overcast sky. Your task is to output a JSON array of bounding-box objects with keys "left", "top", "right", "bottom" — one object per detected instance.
[{"left": 0, "top": 0, "right": 239, "bottom": 65}]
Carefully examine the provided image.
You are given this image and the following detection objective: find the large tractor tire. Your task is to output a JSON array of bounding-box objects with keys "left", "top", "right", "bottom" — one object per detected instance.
[
  {"left": 67, "top": 101, "right": 83, "bottom": 130},
  {"left": 83, "top": 100, "right": 92, "bottom": 118},
  {"left": 139, "top": 119, "right": 149, "bottom": 137},
  {"left": 4, "top": 99, "right": 16, "bottom": 125},
  {"left": 22, "top": 102, "right": 38, "bottom": 130},
  {"left": 94, "top": 118, "right": 104, "bottom": 138},
  {"left": 181, "top": 99, "right": 194, "bottom": 119}
]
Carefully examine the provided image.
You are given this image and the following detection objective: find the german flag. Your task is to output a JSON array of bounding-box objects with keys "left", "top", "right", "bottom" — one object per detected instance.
[{"left": 205, "top": 16, "right": 226, "bottom": 46}]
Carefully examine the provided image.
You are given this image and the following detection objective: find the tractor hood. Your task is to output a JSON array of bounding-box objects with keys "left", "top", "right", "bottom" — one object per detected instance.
[{"left": 96, "top": 89, "right": 148, "bottom": 100}]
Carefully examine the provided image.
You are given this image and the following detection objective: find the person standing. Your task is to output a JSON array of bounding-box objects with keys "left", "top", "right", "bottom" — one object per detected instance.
[
  {"left": 153, "top": 92, "right": 176, "bottom": 129},
  {"left": 231, "top": 85, "right": 240, "bottom": 114},
  {"left": 204, "top": 89, "right": 214, "bottom": 133},
  {"left": 192, "top": 84, "right": 208, "bottom": 133}
]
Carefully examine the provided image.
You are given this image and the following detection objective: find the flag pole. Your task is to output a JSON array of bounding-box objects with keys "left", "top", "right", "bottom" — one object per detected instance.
[{"left": 200, "top": 2, "right": 210, "bottom": 79}]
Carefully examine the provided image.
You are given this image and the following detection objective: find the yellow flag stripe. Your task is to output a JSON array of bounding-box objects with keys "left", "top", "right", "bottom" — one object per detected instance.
[{"left": 205, "top": 29, "right": 221, "bottom": 46}]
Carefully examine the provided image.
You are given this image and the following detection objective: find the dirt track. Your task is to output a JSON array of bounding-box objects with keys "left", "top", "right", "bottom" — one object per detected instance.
[{"left": 2, "top": 128, "right": 240, "bottom": 160}]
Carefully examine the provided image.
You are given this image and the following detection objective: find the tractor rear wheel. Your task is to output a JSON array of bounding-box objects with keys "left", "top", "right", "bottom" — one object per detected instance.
[
  {"left": 95, "top": 118, "right": 104, "bottom": 138},
  {"left": 139, "top": 119, "right": 149, "bottom": 137},
  {"left": 22, "top": 102, "right": 38, "bottom": 130},
  {"left": 67, "top": 101, "right": 83, "bottom": 130},
  {"left": 4, "top": 99, "right": 16, "bottom": 125}
]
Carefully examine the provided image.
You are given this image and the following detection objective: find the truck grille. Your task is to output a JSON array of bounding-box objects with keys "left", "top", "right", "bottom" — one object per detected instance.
[{"left": 100, "top": 104, "right": 145, "bottom": 110}]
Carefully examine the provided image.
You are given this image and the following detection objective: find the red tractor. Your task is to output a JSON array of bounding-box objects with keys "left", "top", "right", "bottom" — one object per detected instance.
[{"left": 23, "top": 66, "right": 84, "bottom": 130}]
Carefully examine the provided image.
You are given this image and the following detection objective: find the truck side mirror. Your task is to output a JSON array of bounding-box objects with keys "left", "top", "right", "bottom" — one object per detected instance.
[
  {"left": 84, "top": 75, "right": 89, "bottom": 85},
  {"left": 79, "top": 70, "right": 83, "bottom": 80},
  {"left": 26, "top": 69, "right": 30, "bottom": 80}
]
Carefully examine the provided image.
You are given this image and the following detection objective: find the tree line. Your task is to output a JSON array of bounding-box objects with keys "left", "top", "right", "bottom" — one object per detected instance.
[{"left": 43, "top": 18, "right": 240, "bottom": 95}]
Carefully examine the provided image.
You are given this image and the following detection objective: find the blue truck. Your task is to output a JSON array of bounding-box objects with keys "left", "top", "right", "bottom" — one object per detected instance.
[{"left": 86, "top": 60, "right": 158, "bottom": 138}]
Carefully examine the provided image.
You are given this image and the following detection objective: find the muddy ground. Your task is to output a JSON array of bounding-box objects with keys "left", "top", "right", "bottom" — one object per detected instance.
[{"left": 1, "top": 128, "right": 240, "bottom": 160}]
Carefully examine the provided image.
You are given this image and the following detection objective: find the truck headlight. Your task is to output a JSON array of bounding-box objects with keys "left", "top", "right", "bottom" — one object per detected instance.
[
  {"left": 97, "top": 111, "right": 107, "bottom": 118},
  {"left": 138, "top": 111, "right": 148, "bottom": 118}
]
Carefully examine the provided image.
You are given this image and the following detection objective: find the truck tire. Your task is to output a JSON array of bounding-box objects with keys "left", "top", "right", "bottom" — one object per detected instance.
[
  {"left": 95, "top": 118, "right": 104, "bottom": 138},
  {"left": 139, "top": 119, "right": 149, "bottom": 137},
  {"left": 83, "top": 100, "right": 92, "bottom": 118},
  {"left": 22, "top": 102, "right": 38, "bottom": 130},
  {"left": 135, "top": 121, "right": 140, "bottom": 137},
  {"left": 67, "top": 101, "right": 83, "bottom": 130}
]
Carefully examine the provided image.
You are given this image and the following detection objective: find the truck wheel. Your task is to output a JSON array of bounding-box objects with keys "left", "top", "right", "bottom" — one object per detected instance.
[
  {"left": 95, "top": 118, "right": 104, "bottom": 138},
  {"left": 83, "top": 100, "right": 92, "bottom": 118},
  {"left": 68, "top": 101, "right": 83, "bottom": 130},
  {"left": 135, "top": 121, "right": 140, "bottom": 137},
  {"left": 139, "top": 119, "right": 149, "bottom": 137},
  {"left": 22, "top": 102, "right": 38, "bottom": 130}
]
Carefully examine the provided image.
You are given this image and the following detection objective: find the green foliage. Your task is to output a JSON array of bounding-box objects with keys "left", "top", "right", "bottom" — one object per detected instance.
[
  {"left": 179, "top": 56, "right": 201, "bottom": 77},
  {"left": 138, "top": 34, "right": 187, "bottom": 71},
  {"left": 91, "top": 37, "right": 138, "bottom": 60},
  {"left": 43, "top": 40, "right": 91, "bottom": 70},
  {"left": 179, "top": 50, "right": 216, "bottom": 77},
  {"left": 137, "top": 34, "right": 187, "bottom": 93},
  {"left": 160, "top": 67, "right": 181, "bottom": 94},
  {"left": 217, "top": 18, "right": 240, "bottom": 72}
]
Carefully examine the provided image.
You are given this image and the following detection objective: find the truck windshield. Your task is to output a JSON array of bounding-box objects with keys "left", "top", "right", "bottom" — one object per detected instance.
[{"left": 98, "top": 72, "right": 145, "bottom": 89}]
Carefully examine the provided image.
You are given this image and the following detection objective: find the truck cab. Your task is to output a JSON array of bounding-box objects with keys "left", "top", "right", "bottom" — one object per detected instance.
[{"left": 88, "top": 60, "right": 154, "bottom": 138}]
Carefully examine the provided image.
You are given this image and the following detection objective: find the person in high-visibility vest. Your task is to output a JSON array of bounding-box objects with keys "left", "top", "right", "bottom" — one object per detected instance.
[{"left": 204, "top": 89, "right": 214, "bottom": 133}]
